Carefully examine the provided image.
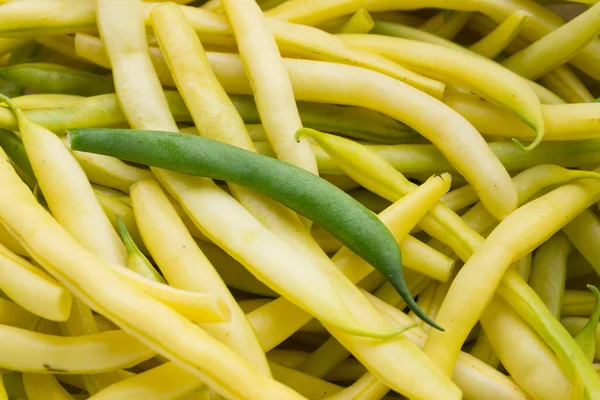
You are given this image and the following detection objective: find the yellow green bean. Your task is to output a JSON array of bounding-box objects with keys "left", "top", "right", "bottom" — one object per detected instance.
[
  {"left": 501, "top": 1, "right": 600, "bottom": 80},
  {"left": 481, "top": 296, "right": 574, "bottom": 400},
  {"left": 339, "top": 34, "right": 544, "bottom": 151},
  {"left": 0, "top": 241, "right": 71, "bottom": 321},
  {"left": 336, "top": 9, "right": 374, "bottom": 33},
  {"left": 469, "top": 12, "right": 528, "bottom": 59},
  {"left": 574, "top": 286, "right": 600, "bottom": 363},
  {"left": 0, "top": 325, "right": 155, "bottom": 374},
  {"left": 23, "top": 373, "right": 75, "bottom": 400},
  {"left": 131, "top": 179, "right": 270, "bottom": 372},
  {"left": 529, "top": 232, "right": 573, "bottom": 319},
  {"left": 221, "top": 0, "right": 317, "bottom": 175}
]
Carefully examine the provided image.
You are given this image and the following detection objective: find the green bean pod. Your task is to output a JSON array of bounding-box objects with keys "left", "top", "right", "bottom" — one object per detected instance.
[
  {"left": 68, "top": 127, "right": 440, "bottom": 330},
  {"left": 0, "top": 63, "right": 114, "bottom": 96}
]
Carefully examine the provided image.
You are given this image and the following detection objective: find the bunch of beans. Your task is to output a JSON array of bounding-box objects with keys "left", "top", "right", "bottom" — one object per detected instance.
[{"left": 1, "top": 0, "right": 600, "bottom": 399}]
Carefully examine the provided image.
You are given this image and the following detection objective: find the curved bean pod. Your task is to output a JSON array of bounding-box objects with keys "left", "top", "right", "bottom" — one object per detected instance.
[
  {"left": 221, "top": 0, "right": 317, "bottom": 175},
  {"left": 0, "top": 95, "right": 127, "bottom": 266},
  {"left": 469, "top": 12, "right": 528, "bottom": 59},
  {"left": 339, "top": 34, "right": 544, "bottom": 150},
  {"left": 156, "top": 4, "right": 445, "bottom": 98},
  {"left": 539, "top": 66, "right": 594, "bottom": 104},
  {"left": 0, "top": 326, "right": 155, "bottom": 374},
  {"left": 72, "top": 149, "right": 154, "bottom": 194},
  {"left": 529, "top": 232, "right": 572, "bottom": 319},
  {"left": 0, "top": 242, "right": 71, "bottom": 321},
  {"left": 574, "top": 286, "right": 600, "bottom": 363},
  {"left": 264, "top": 0, "right": 600, "bottom": 80},
  {"left": 11, "top": 94, "right": 83, "bottom": 109},
  {"left": 501, "top": 1, "right": 600, "bottom": 80},
  {"left": 481, "top": 296, "right": 574, "bottom": 400},
  {"left": 336, "top": 9, "right": 374, "bottom": 33},
  {"left": 426, "top": 182, "right": 600, "bottom": 393},
  {"left": 23, "top": 374, "right": 73, "bottom": 400}
]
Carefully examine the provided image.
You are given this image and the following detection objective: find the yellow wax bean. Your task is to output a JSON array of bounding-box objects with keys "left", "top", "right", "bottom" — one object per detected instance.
[
  {"left": 442, "top": 91, "right": 600, "bottom": 141},
  {"left": 142, "top": 4, "right": 446, "bottom": 97},
  {"left": 131, "top": 180, "right": 270, "bottom": 372},
  {"left": 0, "top": 222, "right": 26, "bottom": 256},
  {"left": 1, "top": 97, "right": 127, "bottom": 266},
  {"left": 0, "top": 153, "right": 306, "bottom": 400},
  {"left": 97, "top": 0, "right": 176, "bottom": 132},
  {"left": 501, "top": 1, "right": 600, "bottom": 80},
  {"left": 574, "top": 286, "right": 600, "bottom": 363},
  {"left": 23, "top": 374, "right": 74, "bottom": 400},
  {"left": 87, "top": 362, "right": 200, "bottom": 400},
  {"left": 70, "top": 146, "right": 154, "bottom": 194},
  {"left": 0, "top": 325, "right": 155, "bottom": 374},
  {"left": 323, "top": 371, "right": 387, "bottom": 400},
  {"left": 563, "top": 210, "right": 600, "bottom": 276},
  {"left": 481, "top": 296, "right": 573, "bottom": 400},
  {"left": 339, "top": 34, "right": 545, "bottom": 151},
  {"left": 336, "top": 9, "right": 374, "bottom": 34},
  {"left": 0, "top": 298, "right": 38, "bottom": 329},
  {"left": 150, "top": 4, "right": 448, "bottom": 98},
  {"left": 269, "top": 361, "right": 342, "bottom": 399},
  {"left": 0, "top": 241, "right": 71, "bottom": 321},
  {"left": 264, "top": 0, "right": 600, "bottom": 80},
  {"left": 529, "top": 232, "right": 572, "bottom": 319},
  {"left": 429, "top": 12, "right": 472, "bottom": 40},
  {"left": 0, "top": 0, "right": 96, "bottom": 38},
  {"left": 267, "top": 350, "right": 365, "bottom": 381},
  {"left": 469, "top": 12, "right": 528, "bottom": 59},
  {"left": 563, "top": 290, "right": 598, "bottom": 317},
  {"left": 221, "top": 0, "right": 317, "bottom": 175},
  {"left": 207, "top": 52, "right": 516, "bottom": 221},
  {"left": 425, "top": 178, "right": 600, "bottom": 381},
  {"left": 440, "top": 185, "right": 480, "bottom": 213},
  {"left": 10, "top": 94, "right": 83, "bottom": 109},
  {"left": 539, "top": 65, "right": 595, "bottom": 104},
  {"left": 107, "top": 264, "right": 230, "bottom": 323}
]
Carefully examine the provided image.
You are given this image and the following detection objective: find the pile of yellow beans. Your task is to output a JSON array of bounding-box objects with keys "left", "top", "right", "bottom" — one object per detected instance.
[{"left": 0, "top": 0, "right": 600, "bottom": 399}]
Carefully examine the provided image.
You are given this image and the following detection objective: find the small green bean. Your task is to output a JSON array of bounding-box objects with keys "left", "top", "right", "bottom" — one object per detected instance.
[{"left": 69, "top": 126, "right": 440, "bottom": 329}]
